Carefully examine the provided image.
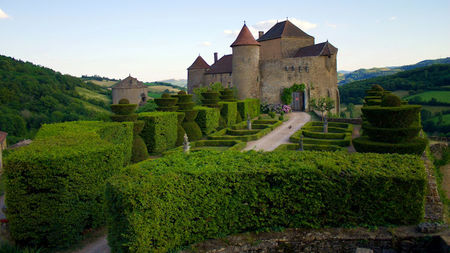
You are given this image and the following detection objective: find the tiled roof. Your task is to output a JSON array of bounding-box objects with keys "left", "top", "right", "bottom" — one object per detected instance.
[
  {"left": 294, "top": 41, "right": 338, "bottom": 57},
  {"left": 112, "top": 76, "right": 147, "bottom": 89},
  {"left": 205, "top": 55, "right": 232, "bottom": 74},
  {"left": 188, "top": 56, "right": 210, "bottom": 70},
  {"left": 0, "top": 131, "right": 7, "bottom": 143},
  {"left": 257, "top": 20, "right": 314, "bottom": 42},
  {"left": 231, "top": 24, "right": 260, "bottom": 47}
]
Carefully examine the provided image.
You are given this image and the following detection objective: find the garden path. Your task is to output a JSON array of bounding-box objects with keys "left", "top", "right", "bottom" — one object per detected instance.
[{"left": 243, "top": 112, "right": 310, "bottom": 152}]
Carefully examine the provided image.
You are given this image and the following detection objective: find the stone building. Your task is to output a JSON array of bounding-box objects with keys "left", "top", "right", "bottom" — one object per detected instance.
[
  {"left": 187, "top": 20, "right": 339, "bottom": 112},
  {"left": 111, "top": 75, "right": 149, "bottom": 106},
  {"left": 0, "top": 131, "right": 7, "bottom": 170}
]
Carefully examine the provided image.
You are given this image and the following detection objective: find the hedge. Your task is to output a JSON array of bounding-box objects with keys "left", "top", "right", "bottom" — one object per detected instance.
[
  {"left": 306, "top": 121, "right": 353, "bottom": 132},
  {"left": 363, "top": 123, "right": 422, "bottom": 143},
  {"left": 353, "top": 136, "right": 428, "bottom": 155},
  {"left": 164, "top": 140, "right": 246, "bottom": 155},
  {"left": 110, "top": 104, "right": 137, "bottom": 115},
  {"left": 208, "top": 121, "right": 282, "bottom": 142},
  {"left": 273, "top": 143, "right": 344, "bottom": 151},
  {"left": 138, "top": 112, "right": 178, "bottom": 153},
  {"left": 361, "top": 105, "right": 421, "bottom": 128},
  {"left": 237, "top": 98, "right": 260, "bottom": 120},
  {"left": 105, "top": 150, "right": 426, "bottom": 252},
  {"left": 175, "top": 112, "right": 186, "bottom": 146},
  {"left": 218, "top": 101, "right": 237, "bottom": 127},
  {"left": 194, "top": 106, "right": 220, "bottom": 135},
  {"left": 4, "top": 121, "right": 133, "bottom": 249}
]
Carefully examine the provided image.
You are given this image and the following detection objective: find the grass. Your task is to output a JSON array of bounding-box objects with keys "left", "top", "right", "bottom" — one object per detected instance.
[
  {"left": 405, "top": 91, "right": 450, "bottom": 103},
  {"left": 73, "top": 98, "right": 111, "bottom": 114},
  {"left": 75, "top": 87, "right": 110, "bottom": 103},
  {"left": 340, "top": 104, "right": 363, "bottom": 118},
  {"left": 391, "top": 90, "right": 410, "bottom": 98},
  {"left": 86, "top": 80, "right": 117, "bottom": 87},
  {"left": 421, "top": 105, "right": 450, "bottom": 115},
  {"left": 146, "top": 85, "right": 181, "bottom": 93},
  {"left": 148, "top": 92, "right": 162, "bottom": 99}
]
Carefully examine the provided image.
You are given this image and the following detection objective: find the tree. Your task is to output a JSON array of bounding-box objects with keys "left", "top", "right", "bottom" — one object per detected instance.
[
  {"left": 309, "top": 97, "right": 335, "bottom": 121},
  {"left": 346, "top": 103, "right": 355, "bottom": 118}
]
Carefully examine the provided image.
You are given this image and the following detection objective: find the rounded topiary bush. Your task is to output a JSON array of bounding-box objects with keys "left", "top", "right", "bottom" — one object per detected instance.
[
  {"left": 181, "top": 121, "right": 202, "bottom": 141},
  {"left": 353, "top": 136, "right": 427, "bottom": 155},
  {"left": 220, "top": 88, "right": 236, "bottom": 102},
  {"left": 201, "top": 90, "right": 221, "bottom": 108},
  {"left": 176, "top": 93, "right": 202, "bottom": 141},
  {"left": 361, "top": 105, "right": 421, "bottom": 128},
  {"left": 119, "top": 98, "right": 130, "bottom": 104},
  {"left": 175, "top": 112, "right": 186, "bottom": 146},
  {"left": 111, "top": 104, "right": 137, "bottom": 115},
  {"left": 372, "top": 84, "right": 384, "bottom": 92},
  {"left": 381, "top": 94, "right": 402, "bottom": 107},
  {"left": 155, "top": 93, "right": 178, "bottom": 112},
  {"left": 131, "top": 136, "right": 149, "bottom": 163},
  {"left": 133, "top": 120, "right": 145, "bottom": 135}
]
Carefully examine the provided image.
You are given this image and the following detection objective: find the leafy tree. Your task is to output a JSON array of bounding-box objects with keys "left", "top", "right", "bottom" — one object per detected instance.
[{"left": 309, "top": 97, "right": 335, "bottom": 121}]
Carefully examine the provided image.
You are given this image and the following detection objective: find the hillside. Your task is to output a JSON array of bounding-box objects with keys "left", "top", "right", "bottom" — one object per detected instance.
[
  {"left": 157, "top": 79, "right": 187, "bottom": 87},
  {"left": 338, "top": 57, "right": 450, "bottom": 85},
  {"left": 0, "top": 55, "right": 111, "bottom": 144},
  {"left": 339, "top": 64, "right": 450, "bottom": 104}
]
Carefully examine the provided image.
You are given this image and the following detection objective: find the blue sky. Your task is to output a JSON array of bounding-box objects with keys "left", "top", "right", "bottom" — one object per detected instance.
[{"left": 0, "top": 0, "right": 449, "bottom": 81}]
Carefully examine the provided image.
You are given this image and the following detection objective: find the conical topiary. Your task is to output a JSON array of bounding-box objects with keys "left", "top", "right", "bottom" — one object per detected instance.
[
  {"left": 176, "top": 91, "right": 202, "bottom": 141},
  {"left": 220, "top": 88, "right": 237, "bottom": 102},
  {"left": 201, "top": 90, "right": 221, "bottom": 108},
  {"left": 175, "top": 112, "right": 186, "bottom": 146},
  {"left": 110, "top": 100, "right": 149, "bottom": 162},
  {"left": 154, "top": 93, "right": 178, "bottom": 111}
]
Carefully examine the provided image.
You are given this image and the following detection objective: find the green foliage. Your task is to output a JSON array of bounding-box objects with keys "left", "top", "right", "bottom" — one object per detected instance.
[
  {"left": 4, "top": 121, "right": 133, "bottom": 249},
  {"left": 353, "top": 136, "right": 428, "bottom": 155},
  {"left": 118, "top": 98, "right": 130, "bottom": 104},
  {"left": 361, "top": 105, "right": 421, "bottom": 128},
  {"left": 0, "top": 242, "right": 42, "bottom": 253},
  {"left": 105, "top": 150, "right": 426, "bottom": 252},
  {"left": 274, "top": 143, "right": 344, "bottom": 151},
  {"left": 195, "top": 106, "right": 220, "bottom": 135},
  {"left": 175, "top": 112, "right": 186, "bottom": 146},
  {"left": 218, "top": 102, "right": 237, "bottom": 127},
  {"left": 110, "top": 114, "right": 138, "bottom": 122},
  {"left": 237, "top": 98, "right": 260, "bottom": 120},
  {"left": 220, "top": 88, "right": 237, "bottom": 102},
  {"left": 208, "top": 121, "right": 282, "bottom": 142},
  {"left": 281, "top": 83, "right": 306, "bottom": 105},
  {"left": 154, "top": 95, "right": 178, "bottom": 112},
  {"left": 381, "top": 94, "right": 402, "bottom": 107},
  {"left": 309, "top": 97, "right": 335, "bottom": 120},
  {"left": 138, "top": 112, "right": 178, "bottom": 153},
  {"left": 193, "top": 82, "right": 225, "bottom": 104},
  {"left": 201, "top": 91, "right": 221, "bottom": 108},
  {"left": 363, "top": 123, "right": 422, "bottom": 143},
  {"left": 110, "top": 104, "right": 137, "bottom": 115},
  {"left": 289, "top": 121, "right": 353, "bottom": 147},
  {"left": 268, "top": 111, "right": 276, "bottom": 118},
  {"left": 176, "top": 94, "right": 202, "bottom": 141},
  {"left": 131, "top": 136, "right": 149, "bottom": 163},
  {"left": 181, "top": 121, "right": 202, "bottom": 141},
  {"left": 164, "top": 140, "right": 246, "bottom": 155},
  {"left": 136, "top": 100, "right": 157, "bottom": 113},
  {"left": 0, "top": 55, "right": 112, "bottom": 144}
]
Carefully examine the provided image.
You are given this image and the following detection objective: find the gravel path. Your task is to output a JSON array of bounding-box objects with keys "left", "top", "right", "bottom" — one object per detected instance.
[
  {"left": 72, "top": 235, "right": 110, "bottom": 253},
  {"left": 244, "top": 112, "right": 310, "bottom": 152}
]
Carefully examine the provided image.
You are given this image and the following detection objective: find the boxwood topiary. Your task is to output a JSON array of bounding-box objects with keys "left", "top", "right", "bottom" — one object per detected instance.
[
  {"left": 353, "top": 136, "right": 427, "bottom": 155},
  {"left": 110, "top": 104, "right": 137, "bottom": 115},
  {"left": 381, "top": 94, "right": 402, "bottom": 107},
  {"left": 220, "top": 88, "right": 236, "bottom": 102},
  {"left": 218, "top": 102, "right": 237, "bottom": 127},
  {"left": 175, "top": 112, "right": 186, "bottom": 146},
  {"left": 176, "top": 94, "right": 202, "bottom": 141},
  {"left": 138, "top": 112, "right": 178, "bottom": 153},
  {"left": 118, "top": 98, "right": 130, "bottom": 104},
  {"left": 195, "top": 106, "right": 220, "bottom": 135}
]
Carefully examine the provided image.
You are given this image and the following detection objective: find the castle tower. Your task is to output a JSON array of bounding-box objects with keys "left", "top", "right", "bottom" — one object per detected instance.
[
  {"left": 231, "top": 24, "right": 260, "bottom": 99},
  {"left": 187, "top": 56, "right": 210, "bottom": 94}
]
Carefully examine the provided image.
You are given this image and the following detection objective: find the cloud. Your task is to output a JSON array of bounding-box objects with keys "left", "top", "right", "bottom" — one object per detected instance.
[
  {"left": 199, "top": 41, "right": 211, "bottom": 47},
  {"left": 224, "top": 29, "right": 239, "bottom": 37},
  {"left": 389, "top": 16, "right": 397, "bottom": 21},
  {"left": 0, "top": 8, "right": 10, "bottom": 19},
  {"left": 326, "top": 23, "right": 337, "bottom": 29},
  {"left": 252, "top": 18, "right": 317, "bottom": 32}
]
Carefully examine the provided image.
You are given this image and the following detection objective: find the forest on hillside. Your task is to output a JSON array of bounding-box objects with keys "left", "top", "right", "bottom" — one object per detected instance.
[
  {"left": 0, "top": 55, "right": 111, "bottom": 144},
  {"left": 339, "top": 64, "right": 450, "bottom": 104}
]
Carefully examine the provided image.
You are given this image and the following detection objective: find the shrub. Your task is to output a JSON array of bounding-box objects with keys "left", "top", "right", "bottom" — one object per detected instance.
[
  {"left": 363, "top": 123, "right": 422, "bottom": 143},
  {"left": 164, "top": 140, "right": 246, "bottom": 155},
  {"left": 175, "top": 112, "right": 186, "bottom": 146},
  {"left": 268, "top": 111, "right": 276, "bottom": 118},
  {"left": 110, "top": 104, "right": 137, "bottom": 115},
  {"left": 219, "top": 88, "right": 236, "bottom": 102},
  {"left": 273, "top": 143, "right": 344, "bottom": 151},
  {"left": 381, "top": 94, "right": 402, "bottom": 107},
  {"left": 5, "top": 121, "right": 133, "bottom": 249},
  {"left": 361, "top": 105, "right": 421, "bottom": 128},
  {"left": 118, "top": 98, "right": 130, "bottom": 104},
  {"left": 192, "top": 106, "right": 219, "bottom": 136},
  {"left": 201, "top": 91, "right": 221, "bottom": 108},
  {"left": 138, "top": 112, "right": 178, "bottom": 153},
  {"left": 218, "top": 102, "right": 237, "bottom": 127},
  {"left": 353, "top": 136, "right": 428, "bottom": 155},
  {"left": 181, "top": 121, "right": 202, "bottom": 141},
  {"left": 105, "top": 150, "right": 426, "bottom": 252}
]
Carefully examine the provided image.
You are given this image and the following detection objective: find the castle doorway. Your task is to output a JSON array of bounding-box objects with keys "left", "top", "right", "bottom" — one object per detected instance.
[{"left": 291, "top": 92, "right": 305, "bottom": 111}]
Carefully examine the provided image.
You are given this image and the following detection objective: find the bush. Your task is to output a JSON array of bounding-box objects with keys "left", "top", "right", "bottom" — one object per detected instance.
[
  {"left": 274, "top": 143, "right": 344, "bottom": 151},
  {"left": 218, "top": 102, "right": 237, "bottom": 127},
  {"left": 175, "top": 112, "right": 186, "bottom": 146},
  {"left": 363, "top": 123, "right": 422, "bottom": 143},
  {"left": 353, "top": 136, "right": 428, "bottom": 155},
  {"left": 5, "top": 121, "right": 133, "bottom": 249},
  {"left": 195, "top": 106, "right": 220, "bottom": 135},
  {"left": 110, "top": 104, "right": 137, "bottom": 115},
  {"left": 164, "top": 140, "right": 246, "bottom": 155},
  {"left": 118, "top": 98, "right": 130, "bottom": 104},
  {"left": 381, "top": 94, "right": 402, "bottom": 107},
  {"left": 131, "top": 136, "right": 149, "bottom": 163},
  {"left": 219, "top": 88, "right": 236, "bottom": 102},
  {"left": 201, "top": 91, "right": 221, "bottom": 108},
  {"left": 361, "top": 105, "right": 421, "bottom": 128},
  {"left": 181, "top": 121, "right": 202, "bottom": 141},
  {"left": 138, "top": 112, "right": 178, "bottom": 153},
  {"left": 105, "top": 150, "right": 426, "bottom": 252}
]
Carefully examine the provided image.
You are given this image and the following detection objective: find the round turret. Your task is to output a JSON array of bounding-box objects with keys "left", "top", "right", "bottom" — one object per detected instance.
[{"left": 231, "top": 24, "right": 260, "bottom": 100}]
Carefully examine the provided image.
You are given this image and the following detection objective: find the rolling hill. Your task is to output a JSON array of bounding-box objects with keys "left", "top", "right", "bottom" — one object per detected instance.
[
  {"left": 0, "top": 55, "right": 112, "bottom": 144},
  {"left": 338, "top": 57, "right": 450, "bottom": 85}
]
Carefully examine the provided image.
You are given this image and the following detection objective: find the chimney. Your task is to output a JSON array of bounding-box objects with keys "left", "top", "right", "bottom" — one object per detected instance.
[
  {"left": 258, "top": 31, "right": 264, "bottom": 39},
  {"left": 214, "top": 52, "right": 218, "bottom": 63}
]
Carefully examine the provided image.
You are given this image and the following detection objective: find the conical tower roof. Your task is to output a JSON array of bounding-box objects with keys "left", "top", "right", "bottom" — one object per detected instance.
[
  {"left": 112, "top": 75, "right": 146, "bottom": 89},
  {"left": 187, "top": 55, "right": 210, "bottom": 70},
  {"left": 230, "top": 24, "right": 260, "bottom": 47}
]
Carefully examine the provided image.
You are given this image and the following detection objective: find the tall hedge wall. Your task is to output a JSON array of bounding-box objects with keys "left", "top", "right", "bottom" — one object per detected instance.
[
  {"left": 4, "top": 121, "right": 133, "bottom": 249},
  {"left": 194, "top": 106, "right": 220, "bottom": 135},
  {"left": 237, "top": 98, "right": 260, "bottom": 120},
  {"left": 105, "top": 150, "right": 426, "bottom": 252},
  {"left": 138, "top": 112, "right": 177, "bottom": 154},
  {"left": 218, "top": 101, "right": 237, "bottom": 127}
]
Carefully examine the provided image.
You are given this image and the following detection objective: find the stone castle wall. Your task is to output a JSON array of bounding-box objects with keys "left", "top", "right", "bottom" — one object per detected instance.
[
  {"left": 280, "top": 37, "right": 314, "bottom": 58},
  {"left": 112, "top": 87, "right": 148, "bottom": 105},
  {"left": 232, "top": 45, "right": 260, "bottom": 99},
  {"left": 187, "top": 69, "right": 206, "bottom": 94},
  {"left": 204, "top": 73, "right": 233, "bottom": 88}
]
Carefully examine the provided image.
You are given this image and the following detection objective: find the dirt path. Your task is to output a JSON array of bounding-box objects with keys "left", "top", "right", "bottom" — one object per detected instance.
[
  {"left": 244, "top": 112, "right": 310, "bottom": 152},
  {"left": 72, "top": 235, "right": 109, "bottom": 253},
  {"left": 441, "top": 164, "right": 450, "bottom": 200}
]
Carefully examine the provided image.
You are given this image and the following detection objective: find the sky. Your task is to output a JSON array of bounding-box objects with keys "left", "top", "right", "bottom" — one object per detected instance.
[{"left": 0, "top": 0, "right": 449, "bottom": 82}]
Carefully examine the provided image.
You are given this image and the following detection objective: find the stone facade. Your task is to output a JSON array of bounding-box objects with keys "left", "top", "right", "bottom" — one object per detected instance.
[
  {"left": 111, "top": 75, "right": 149, "bottom": 105},
  {"left": 187, "top": 20, "right": 339, "bottom": 113}
]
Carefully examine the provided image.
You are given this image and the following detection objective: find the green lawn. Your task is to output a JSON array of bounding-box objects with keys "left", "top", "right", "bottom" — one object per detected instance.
[
  {"left": 405, "top": 91, "right": 450, "bottom": 103},
  {"left": 421, "top": 105, "right": 450, "bottom": 115},
  {"left": 340, "top": 104, "right": 363, "bottom": 118},
  {"left": 73, "top": 98, "right": 111, "bottom": 114},
  {"left": 75, "top": 87, "right": 111, "bottom": 103}
]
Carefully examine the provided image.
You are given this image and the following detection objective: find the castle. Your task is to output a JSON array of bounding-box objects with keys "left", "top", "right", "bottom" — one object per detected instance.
[{"left": 187, "top": 20, "right": 339, "bottom": 112}]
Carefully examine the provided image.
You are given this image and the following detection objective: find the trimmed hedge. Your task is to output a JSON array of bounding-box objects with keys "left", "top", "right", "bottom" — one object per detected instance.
[
  {"left": 363, "top": 123, "right": 422, "bottom": 143},
  {"left": 110, "top": 114, "right": 138, "bottom": 122},
  {"left": 361, "top": 105, "right": 421, "bottom": 128},
  {"left": 105, "top": 150, "right": 426, "bottom": 252},
  {"left": 138, "top": 112, "right": 178, "bottom": 153},
  {"left": 208, "top": 121, "right": 282, "bottom": 142},
  {"left": 164, "top": 140, "right": 246, "bottom": 155},
  {"left": 353, "top": 136, "right": 428, "bottom": 155},
  {"left": 195, "top": 106, "right": 220, "bottom": 135},
  {"left": 289, "top": 121, "right": 352, "bottom": 147},
  {"left": 5, "top": 121, "right": 133, "bottom": 249},
  {"left": 218, "top": 101, "right": 237, "bottom": 127},
  {"left": 110, "top": 104, "right": 137, "bottom": 115},
  {"left": 237, "top": 98, "right": 261, "bottom": 120},
  {"left": 273, "top": 143, "right": 344, "bottom": 151},
  {"left": 219, "top": 88, "right": 236, "bottom": 102},
  {"left": 175, "top": 112, "right": 186, "bottom": 146}
]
